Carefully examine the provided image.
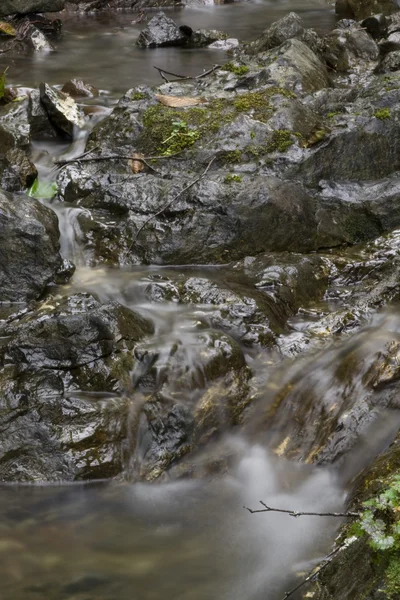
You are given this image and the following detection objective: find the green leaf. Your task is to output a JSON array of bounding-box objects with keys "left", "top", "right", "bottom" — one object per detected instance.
[{"left": 27, "top": 178, "right": 58, "bottom": 200}]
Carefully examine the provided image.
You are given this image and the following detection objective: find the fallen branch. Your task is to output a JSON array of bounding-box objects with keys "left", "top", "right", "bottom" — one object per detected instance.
[
  {"left": 281, "top": 542, "right": 346, "bottom": 600},
  {"left": 121, "top": 156, "right": 216, "bottom": 261},
  {"left": 245, "top": 501, "right": 360, "bottom": 518},
  {"left": 153, "top": 64, "right": 221, "bottom": 83},
  {"left": 53, "top": 150, "right": 185, "bottom": 177}
]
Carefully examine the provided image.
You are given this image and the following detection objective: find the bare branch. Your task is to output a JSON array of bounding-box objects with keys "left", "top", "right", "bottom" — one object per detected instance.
[
  {"left": 244, "top": 501, "right": 360, "bottom": 519},
  {"left": 280, "top": 542, "right": 346, "bottom": 600},
  {"left": 121, "top": 156, "right": 216, "bottom": 262}
]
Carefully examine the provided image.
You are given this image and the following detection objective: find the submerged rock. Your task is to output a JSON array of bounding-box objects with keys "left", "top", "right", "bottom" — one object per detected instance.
[
  {"left": 0, "top": 188, "right": 62, "bottom": 302},
  {"left": 61, "top": 78, "right": 99, "bottom": 98}
]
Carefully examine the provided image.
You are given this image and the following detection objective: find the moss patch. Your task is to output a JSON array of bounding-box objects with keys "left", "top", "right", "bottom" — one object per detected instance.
[
  {"left": 374, "top": 108, "right": 391, "bottom": 120},
  {"left": 140, "top": 88, "right": 297, "bottom": 155},
  {"left": 221, "top": 62, "right": 249, "bottom": 76},
  {"left": 224, "top": 174, "right": 243, "bottom": 184}
]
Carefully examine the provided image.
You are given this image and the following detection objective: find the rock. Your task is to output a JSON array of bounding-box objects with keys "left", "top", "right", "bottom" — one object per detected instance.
[
  {"left": 257, "top": 39, "right": 330, "bottom": 94},
  {"left": 336, "top": 0, "right": 400, "bottom": 20},
  {"left": 0, "top": 293, "right": 154, "bottom": 482},
  {"left": 184, "top": 29, "right": 228, "bottom": 49},
  {"left": 28, "top": 89, "right": 58, "bottom": 140},
  {"left": 39, "top": 82, "right": 86, "bottom": 138},
  {"left": 378, "top": 49, "right": 400, "bottom": 71},
  {"left": 27, "top": 24, "right": 54, "bottom": 51},
  {"left": 0, "top": 188, "right": 62, "bottom": 302},
  {"left": 361, "top": 14, "right": 388, "bottom": 39},
  {"left": 61, "top": 78, "right": 99, "bottom": 98},
  {"left": 0, "top": 0, "right": 65, "bottom": 17},
  {"left": 323, "top": 25, "right": 379, "bottom": 72},
  {"left": 0, "top": 101, "right": 30, "bottom": 153},
  {"left": 1, "top": 147, "right": 37, "bottom": 191},
  {"left": 137, "top": 12, "right": 187, "bottom": 48},
  {"left": 208, "top": 38, "right": 239, "bottom": 50},
  {"left": 248, "top": 12, "right": 306, "bottom": 53},
  {"left": 24, "top": 14, "right": 63, "bottom": 40}
]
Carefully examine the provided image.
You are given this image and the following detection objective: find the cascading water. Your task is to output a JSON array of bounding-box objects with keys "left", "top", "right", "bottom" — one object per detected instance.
[{"left": 3, "top": 2, "right": 398, "bottom": 599}]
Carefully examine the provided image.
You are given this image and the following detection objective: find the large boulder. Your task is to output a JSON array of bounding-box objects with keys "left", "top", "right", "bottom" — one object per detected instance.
[
  {"left": 0, "top": 293, "right": 153, "bottom": 482},
  {"left": 0, "top": 0, "right": 64, "bottom": 16},
  {"left": 0, "top": 188, "right": 63, "bottom": 302}
]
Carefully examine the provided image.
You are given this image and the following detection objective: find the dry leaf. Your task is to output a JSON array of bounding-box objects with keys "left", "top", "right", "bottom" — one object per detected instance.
[
  {"left": 0, "top": 21, "right": 16, "bottom": 36},
  {"left": 129, "top": 152, "right": 144, "bottom": 174},
  {"left": 155, "top": 94, "right": 205, "bottom": 108}
]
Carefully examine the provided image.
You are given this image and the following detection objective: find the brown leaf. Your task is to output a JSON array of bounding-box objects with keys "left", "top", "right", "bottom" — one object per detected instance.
[
  {"left": 129, "top": 152, "right": 144, "bottom": 174},
  {"left": 155, "top": 94, "right": 205, "bottom": 108},
  {"left": 0, "top": 21, "right": 16, "bottom": 36}
]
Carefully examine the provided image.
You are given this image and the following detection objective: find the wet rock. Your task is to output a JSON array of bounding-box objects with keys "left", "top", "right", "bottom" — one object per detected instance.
[
  {"left": 61, "top": 78, "right": 99, "bottom": 98},
  {"left": 25, "top": 24, "right": 54, "bottom": 51},
  {"left": 0, "top": 293, "right": 153, "bottom": 482},
  {"left": 0, "top": 100, "right": 30, "bottom": 152},
  {"left": 0, "top": 147, "right": 37, "bottom": 191},
  {"left": 137, "top": 12, "right": 187, "bottom": 48},
  {"left": 0, "top": 0, "right": 65, "bottom": 17},
  {"left": 24, "top": 14, "right": 63, "bottom": 40},
  {"left": 40, "top": 82, "right": 86, "bottom": 138},
  {"left": 28, "top": 89, "right": 57, "bottom": 140},
  {"left": 0, "top": 188, "right": 62, "bottom": 302},
  {"left": 130, "top": 329, "right": 249, "bottom": 481}
]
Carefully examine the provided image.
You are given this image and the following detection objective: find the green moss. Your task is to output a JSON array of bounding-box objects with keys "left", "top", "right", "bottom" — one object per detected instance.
[
  {"left": 224, "top": 174, "right": 243, "bottom": 184},
  {"left": 385, "top": 556, "right": 400, "bottom": 598},
  {"left": 327, "top": 111, "right": 340, "bottom": 119},
  {"left": 222, "top": 149, "right": 242, "bottom": 163},
  {"left": 265, "top": 129, "right": 294, "bottom": 153},
  {"left": 221, "top": 62, "right": 250, "bottom": 76},
  {"left": 130, "top": 91, "right": 146, "bottom": 101},
  {"left": 374, "top": 108, "right": 391, "bottom": 120}
]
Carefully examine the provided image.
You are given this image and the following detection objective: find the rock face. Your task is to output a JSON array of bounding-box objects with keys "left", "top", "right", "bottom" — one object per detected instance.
[
  {"left": 0, "top": 0, "right": 64, "bottom": 16},
  {"left": 0, "top": 189, "right": 62, "bottom": 302}
]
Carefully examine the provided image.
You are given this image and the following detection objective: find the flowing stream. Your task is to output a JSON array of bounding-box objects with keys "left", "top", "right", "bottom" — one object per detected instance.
[{"left": 2, "top": 2, "right": 393, "bottom": 599}]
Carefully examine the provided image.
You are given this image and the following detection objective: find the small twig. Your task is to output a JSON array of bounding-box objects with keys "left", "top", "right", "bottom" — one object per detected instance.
[
  {"left": 280, "top": 542, "right": 346, "bottom": 600},
  {"left": 244, "top": 501, "right": 360, "bottom": 518},
  {"left": 153, "top": 64, "right": 221, "bottom": 83},
  {"left": 121, "top": 156, "right": 215, "bottom": 262}
]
